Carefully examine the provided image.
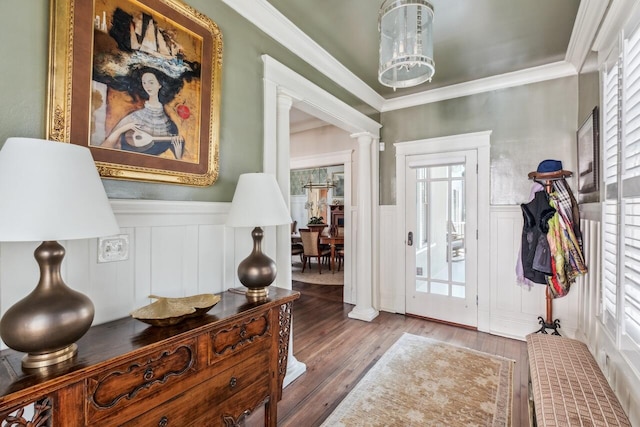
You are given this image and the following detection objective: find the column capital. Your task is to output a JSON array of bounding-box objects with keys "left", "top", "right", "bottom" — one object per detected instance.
[
  {"left": 277, "top": 93, "right": 294, "bottom": 111},
  {"left": 276, "top": 88, "right": 302, "bottom": 107},
  {"left": 350, "top": 131, "right": 379, "bottom": 144}
]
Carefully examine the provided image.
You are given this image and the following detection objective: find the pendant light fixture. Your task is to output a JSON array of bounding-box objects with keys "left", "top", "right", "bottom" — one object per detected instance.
[
  {"left": 302, "top": 168, "right": 335, "bottom": 190},
  {"left": 378, "top": 0, "right": 435, "bottom": 90}
]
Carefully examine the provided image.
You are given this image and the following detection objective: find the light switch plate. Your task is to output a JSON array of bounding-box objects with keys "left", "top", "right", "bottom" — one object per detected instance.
[{"left": 98, "top": 234, "right": 129, "bottom": 263}]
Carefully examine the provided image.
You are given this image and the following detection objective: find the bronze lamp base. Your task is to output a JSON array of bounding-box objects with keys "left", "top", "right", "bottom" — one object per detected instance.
[
  {"left": 0, "top": 241, "right": 94, "bottom": 369},
  {"left": 237, "top": 227, "right": 276, "bottom": 302}
]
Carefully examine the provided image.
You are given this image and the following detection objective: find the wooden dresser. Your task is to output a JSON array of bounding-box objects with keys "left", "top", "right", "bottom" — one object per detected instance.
[{"left": 0, "top": 288, "right": 299, "bottom": 426}]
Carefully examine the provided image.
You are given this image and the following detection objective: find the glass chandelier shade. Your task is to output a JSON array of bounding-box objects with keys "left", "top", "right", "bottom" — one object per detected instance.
[
  {"left": 302, "top": 168, "right": 335, "bottom": 190},
  {"left": 378, "top": 0, "right": 435, "bottom": 90}
]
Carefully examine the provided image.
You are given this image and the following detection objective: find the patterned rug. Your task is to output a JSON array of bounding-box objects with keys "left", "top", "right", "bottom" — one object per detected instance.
[
  {"left": 291, "top": 259, "right": 343, "bottom": 285},
  {"left": 321, "top": 333, "right": 514, "bottom": 426}
]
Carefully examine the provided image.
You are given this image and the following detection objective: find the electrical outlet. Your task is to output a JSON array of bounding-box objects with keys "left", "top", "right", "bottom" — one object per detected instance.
[{"left": 98, "top": 234, "right": 129, "bottom": 263}]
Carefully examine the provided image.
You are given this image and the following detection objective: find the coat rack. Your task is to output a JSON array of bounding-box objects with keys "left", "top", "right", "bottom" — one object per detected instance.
[{"left": 526, "top": 169, "right": 574, "bottom": 336}]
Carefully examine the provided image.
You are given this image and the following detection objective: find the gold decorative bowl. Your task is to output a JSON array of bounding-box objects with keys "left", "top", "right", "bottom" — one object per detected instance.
[{"left": 131, "top": 294, "right": 221, "bottom": 327}]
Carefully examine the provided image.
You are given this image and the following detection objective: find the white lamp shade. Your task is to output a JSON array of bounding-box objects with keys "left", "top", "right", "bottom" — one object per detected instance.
[
  {"left": 226, "top": 173, "right": 292, "bottom": 227},
  {"left": 0, "top": 138, "right": 120, "bottom": 241}
]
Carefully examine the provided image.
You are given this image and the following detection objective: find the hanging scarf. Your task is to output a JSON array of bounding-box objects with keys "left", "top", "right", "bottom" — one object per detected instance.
[{"left": 546, "top": 193, "right": 588, "bottom": 297}]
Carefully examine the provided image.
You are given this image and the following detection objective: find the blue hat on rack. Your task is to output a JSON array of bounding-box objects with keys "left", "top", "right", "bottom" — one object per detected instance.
[{"left": 528, "top": 159, "right": 572, "bottom": 179}]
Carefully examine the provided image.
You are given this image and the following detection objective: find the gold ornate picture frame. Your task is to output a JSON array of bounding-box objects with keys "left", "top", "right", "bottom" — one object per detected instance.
[{"left": 47, "top": 0, "right": 222, "bottom": 186}]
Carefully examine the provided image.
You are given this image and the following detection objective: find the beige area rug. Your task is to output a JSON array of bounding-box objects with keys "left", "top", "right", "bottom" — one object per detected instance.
[
  {"left": 291, "top": 259, "right": 343, "bottom": 285},
  {"left": 321, "top": 333, "right": 514, "bottom": 427}
]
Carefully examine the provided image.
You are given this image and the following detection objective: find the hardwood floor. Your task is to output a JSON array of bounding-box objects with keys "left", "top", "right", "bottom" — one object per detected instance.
[{"left": 247, "top": 282, "right": 529, "bottom": 427}]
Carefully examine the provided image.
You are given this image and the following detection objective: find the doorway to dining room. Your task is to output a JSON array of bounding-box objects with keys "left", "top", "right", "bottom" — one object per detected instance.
[
  {"left": 290, "top": 165, "right": 346, "bottom": 288},
  {"left": 289, "top": 121, "right": 355, "bottom": 300}
]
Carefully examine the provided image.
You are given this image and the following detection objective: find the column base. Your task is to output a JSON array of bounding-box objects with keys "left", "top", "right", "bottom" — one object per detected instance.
[
  {"left": 283, "top": 355, "right": 306, "bottom": 387},
  {"left": 348, "top": 306, "right": 379, "bottom": 322}
]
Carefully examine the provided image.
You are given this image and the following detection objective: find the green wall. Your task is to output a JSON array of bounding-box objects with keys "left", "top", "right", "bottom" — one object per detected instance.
[
  {"left": 0, "top": 0, "right": 376, "bottom": 202},
  {"left": 578, "top": 70, "right": 600, "bottom": 125},
  {"left": 379, "top": 76, "right": 579, "bottom": 205}
]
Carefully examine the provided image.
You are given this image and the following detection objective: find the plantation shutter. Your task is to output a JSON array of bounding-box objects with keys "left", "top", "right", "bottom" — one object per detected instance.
[
  {"left": 603, "top": 57, "right": 620, "bottom": 332},
  {"left": 623, "top": 26, "right": 640, "bottom": 343}
]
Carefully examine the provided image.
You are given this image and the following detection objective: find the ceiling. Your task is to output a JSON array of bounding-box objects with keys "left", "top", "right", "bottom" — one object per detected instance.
[{"left": 266, "top": 0, "right": 582, "bottom": 99}]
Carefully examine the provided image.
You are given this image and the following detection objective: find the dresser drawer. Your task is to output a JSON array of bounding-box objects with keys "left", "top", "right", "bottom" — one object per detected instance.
[
  {"left": 87, "top": 338, "right": 198, "bottom": 425},
  {"left": 211, "top": 377, "right": 271, "bottom": 427},
  {"left": 121, "top": 353, "right": 270, "bottom": 427},
  {"left": 209, "top": 308, "right": 271, "bottom": 365}
]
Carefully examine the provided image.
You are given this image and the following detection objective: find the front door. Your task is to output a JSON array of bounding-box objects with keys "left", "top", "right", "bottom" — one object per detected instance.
[{"left": 405, "top": 151, "right": 478, "bottom": 327}]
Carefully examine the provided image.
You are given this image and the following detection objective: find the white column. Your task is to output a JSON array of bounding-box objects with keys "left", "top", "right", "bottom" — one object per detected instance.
[
  {"left": 348, "top": 132, "right": 379, "bottom": 321},
  {"left": 275, "top": 92, "right": 294, "bottom": 289},
  {"left": 274, "top": 90, "right": 307, "bottom": 386}
]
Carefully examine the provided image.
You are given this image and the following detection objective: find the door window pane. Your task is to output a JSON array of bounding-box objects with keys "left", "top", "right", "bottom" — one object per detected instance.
[{"left": 414, "top": 163, "right": 466, "bottom": 299}]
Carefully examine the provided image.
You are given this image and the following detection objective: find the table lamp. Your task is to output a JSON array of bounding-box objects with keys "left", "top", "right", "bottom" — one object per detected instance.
[
  {"left": 226, "top": 173, "right": 291, "bottom": 302},
  {"left": 0, "top": 137, "right": 120, "bottom": 369}
]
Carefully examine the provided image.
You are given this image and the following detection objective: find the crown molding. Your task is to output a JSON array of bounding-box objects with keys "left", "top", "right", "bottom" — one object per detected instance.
[
  {"left": 381, "top": 61, "right": 577, "bottom": 112},
  {"left": 225, "top": 0, "right": 595, "bottom": 114},
  {"left": 565, "top": 0, "right": 609, "bottom": 71},
  {"left": 221, "top": 0, "right": 385, "bottom": 111}
]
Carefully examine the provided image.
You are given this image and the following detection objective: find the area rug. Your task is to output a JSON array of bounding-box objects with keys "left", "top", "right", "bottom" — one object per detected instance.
[
  {"left": 320, "top": 333, "right": 514, "bottom": 427},
  {"left": 291, "top": 259, "right": 343, "bottom": 285}
]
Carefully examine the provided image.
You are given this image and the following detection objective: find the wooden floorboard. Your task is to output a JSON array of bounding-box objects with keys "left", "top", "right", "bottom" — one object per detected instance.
[{"left": 246, "top": 282, "right": 529, "bottom": 427}]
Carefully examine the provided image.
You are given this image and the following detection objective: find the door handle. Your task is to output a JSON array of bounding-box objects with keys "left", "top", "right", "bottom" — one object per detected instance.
[{"left": 407, "top": 231, "right": 413, "bottom": 246}]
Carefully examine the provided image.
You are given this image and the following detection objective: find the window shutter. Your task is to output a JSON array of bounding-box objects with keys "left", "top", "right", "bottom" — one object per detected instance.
[
  {"left": 623, "top": 27, "right": 640, "bottom": 344},
  {"left": 625, "top": 28, "right": 640, "bottom": 178},
  {"left": 604, "top": 62, "right": 619, "bottom": 185},
  {"left": 603, "top": 200, "right": 619, "bottom": 328},
  {"left": 624, "top": 199, "right": 640, "bottom": 343},
  {"left": 603, "top": 60, "right": 621, "bottom": 331}
]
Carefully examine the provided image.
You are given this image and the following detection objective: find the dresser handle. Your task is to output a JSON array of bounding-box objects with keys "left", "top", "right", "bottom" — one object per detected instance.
[
  {"left": 229, "top": 376, "right": 237, "bottom": 389},
  {"left": 158, "top": 416, "right": 168, "bottom": 427},
  {"left": 144, "top": 367, "right": 154, "bottom": 381}
]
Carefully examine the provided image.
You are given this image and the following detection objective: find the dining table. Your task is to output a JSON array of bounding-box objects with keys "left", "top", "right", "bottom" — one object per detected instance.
[{"left": 320, "top": 235, "right": 344, "bottom": 273}]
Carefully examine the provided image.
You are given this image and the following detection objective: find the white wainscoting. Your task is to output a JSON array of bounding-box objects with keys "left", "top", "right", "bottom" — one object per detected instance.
[
  {"left": 0, "top": 199, "right": 253, "bottom": 350},
  {"left": 378, "top": 204, "right": 589, "bottom": 340},
  {"left": 379, "top": 206, "right": 399, "bottom": 313},
  {"left": 575, "top": 213, "right": 602, "bottom": 350},
  {"left": 489, "top": 206, "right": 582, "bottom": 339}
]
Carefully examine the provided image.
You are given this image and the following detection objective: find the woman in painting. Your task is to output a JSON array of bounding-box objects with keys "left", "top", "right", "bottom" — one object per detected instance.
[{"left": 100, "top": 66, "right": 185, "bottom": 159}]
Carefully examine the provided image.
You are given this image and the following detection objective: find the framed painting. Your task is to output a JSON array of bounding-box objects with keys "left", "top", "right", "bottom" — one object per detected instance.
[
  {"left": 577, "top": 106, "right": 599, "bottom": 203},
  {"left": 47, "top": 0, "right": 222, "bottom": 186},
  {"left": 332, "top": 172, "right": 344, "bottom": 198}
]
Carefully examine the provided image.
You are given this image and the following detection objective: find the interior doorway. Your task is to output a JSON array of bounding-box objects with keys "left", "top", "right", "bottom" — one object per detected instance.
[
  {"left": 290, "top": 152, "right": 354, "bottom": 302},
  {"left": 263, "top": 54, "right": 381, "bottom": 323},
  {"left": 395, "top": 131, "right": 491, "bottom": 328},
  {"left": 404, "top": 151, "right": 478, "bottom": 327}
]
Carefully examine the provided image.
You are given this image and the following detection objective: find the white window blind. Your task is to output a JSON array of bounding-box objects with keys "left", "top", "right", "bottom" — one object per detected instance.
[
  {"left": 603, "top": 200, "right": 619, "bottom": 328},
  {"left": 624, "top": 198, "right": 640, "bottom": 344},
  {"left": 604, "top": 62, "right": 619, "bottom": 185},
  {"left": 604, "top": 20, "right": 640, "bottom": 355},
  {"left": 625, "top": 28, "right": 640, "bottom": 178},
  {"left": 603, "top": 59, "right": 620, "bottom": 331},
  {"left": 622, "top": 27, "right": 640, "bottom": 346}
]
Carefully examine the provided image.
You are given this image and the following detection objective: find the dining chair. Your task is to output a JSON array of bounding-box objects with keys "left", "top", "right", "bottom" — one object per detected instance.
[
  {"left": 291, "top": 242, "right": 303, "bottom": 262},
  {"left": 299, "top": 228, "right": 330, "bottom": 274},
  {"left": 291, "top": 223, "right": 303, "bottom": 263}
]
